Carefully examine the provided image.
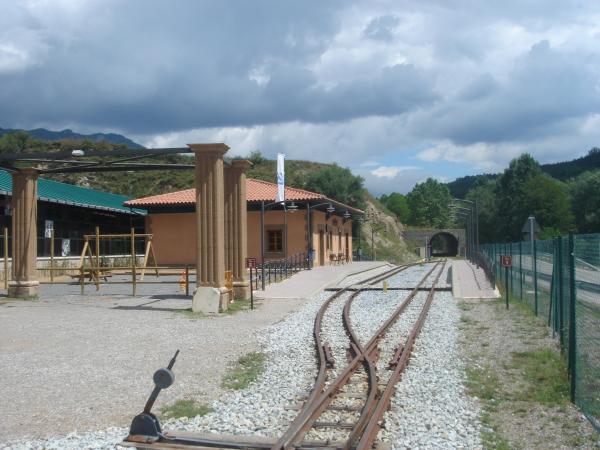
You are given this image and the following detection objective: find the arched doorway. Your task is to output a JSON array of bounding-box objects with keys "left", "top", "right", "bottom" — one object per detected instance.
[{"left": 429, "top": 232, "right": 459, "bottom": 257}]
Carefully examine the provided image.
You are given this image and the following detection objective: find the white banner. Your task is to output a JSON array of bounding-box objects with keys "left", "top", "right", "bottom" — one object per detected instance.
[
  {"left": 276, "top": 153, "right": 285, "bottom": 203},
  {"left": 44, "top": 220, "right": 54, "bottom": 238},
  {"left": 61, "top": 239, "right": 70, "bottom": 256}
]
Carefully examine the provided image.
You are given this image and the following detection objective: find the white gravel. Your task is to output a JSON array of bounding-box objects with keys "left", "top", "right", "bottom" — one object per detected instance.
[
  {"left": 2, "top": 260, "right": 482, "bottom": 450},
  {"left": 377, "top": 262, "right": 435, "bottom": 288},
  {"left": 379, "top": 291, "right": 482, "bottom": 449},
  {"left": 336, "top": 263, "right": 395, "bottom": 288},
  {"left": 374, "top": 292, "right": 427, "bottom": 384},
  {"left": 320, "top": 291, "right": 352, "bottom": 382}
]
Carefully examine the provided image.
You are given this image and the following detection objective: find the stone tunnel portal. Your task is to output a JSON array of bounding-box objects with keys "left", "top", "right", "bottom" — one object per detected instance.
[{"left": 429, "top": 232, "right": 459, "bottom": 257}]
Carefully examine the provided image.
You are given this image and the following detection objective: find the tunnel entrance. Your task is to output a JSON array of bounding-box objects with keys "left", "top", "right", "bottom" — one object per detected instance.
[{"left": 429, "top": 232, "right": 459, "bottom": 257}]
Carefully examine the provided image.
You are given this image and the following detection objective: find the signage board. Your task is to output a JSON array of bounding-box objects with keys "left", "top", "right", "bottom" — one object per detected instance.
[
  {"left": 245, "top": 257, "right": 257, "bottom": 269},
  {"left": 44, "top": 220, "right": 54, "bottom": 238},
  {"left": 501, "top": 255, "right": 512, "bottom": 267}
]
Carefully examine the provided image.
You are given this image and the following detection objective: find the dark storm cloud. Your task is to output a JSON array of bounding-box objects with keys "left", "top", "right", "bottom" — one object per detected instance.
[
  {"left": 0, "top": 0, "right": 436, "bottom": 134},
  {"left": 414, "top": 40, "right": 600, "bottom": 145}
]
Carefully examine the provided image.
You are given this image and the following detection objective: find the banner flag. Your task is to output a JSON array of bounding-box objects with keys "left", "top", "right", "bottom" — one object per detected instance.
[{"left": 276, "top": 153, "right": 285, "bottom": 203}]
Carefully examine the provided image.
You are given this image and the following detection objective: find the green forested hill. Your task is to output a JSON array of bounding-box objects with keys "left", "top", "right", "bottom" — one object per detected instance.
[{"left": 447, "top": 147, "right": 600, "bottom": 198}]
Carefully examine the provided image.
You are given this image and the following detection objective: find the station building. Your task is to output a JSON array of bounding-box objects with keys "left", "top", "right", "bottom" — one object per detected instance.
[
  {"left": 124, "top": 179, "right": 362, "bottom": 267},
  {"left": 0, "top": 169, "right": 145, "bottom": 257}
]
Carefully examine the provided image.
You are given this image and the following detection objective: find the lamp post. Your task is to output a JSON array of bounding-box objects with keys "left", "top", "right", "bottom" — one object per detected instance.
[
  {"left": 357, "top": 211, "right": 379, "bottom": 261},
  {"left": 451, "top": 198, "right": 478, "bottom": 251},
  {"left": 260, "top": 199, "right": 298, "bottom": 290},
  {"left": 450, "top": 206, "right": 474, "bottom": 261}
]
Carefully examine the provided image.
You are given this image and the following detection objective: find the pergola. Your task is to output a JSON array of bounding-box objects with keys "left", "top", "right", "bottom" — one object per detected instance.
[{"left": 0, "top": 144, "right": 250, "bottom": 312}]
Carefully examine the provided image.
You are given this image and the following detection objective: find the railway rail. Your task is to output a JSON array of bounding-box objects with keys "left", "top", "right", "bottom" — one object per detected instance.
[{"left": 123, "top": 260, "right": 447, "bottom": 450}]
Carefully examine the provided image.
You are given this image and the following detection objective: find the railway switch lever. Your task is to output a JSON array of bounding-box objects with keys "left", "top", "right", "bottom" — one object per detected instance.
[{"left": 125, "top": 350, "right": 180, "bottom": 444}]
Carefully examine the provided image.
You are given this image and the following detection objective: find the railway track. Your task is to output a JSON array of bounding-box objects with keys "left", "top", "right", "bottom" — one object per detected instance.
[{"left": 123, "top": 260, "right": 447, "bottom": 450}]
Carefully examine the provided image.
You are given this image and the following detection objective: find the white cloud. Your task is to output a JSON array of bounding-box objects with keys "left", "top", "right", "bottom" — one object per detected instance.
[
  {"left": 371, "top": 165, "right": 420, "bottom": 178},
  {"left": 360, "top": 160, "right": 379, "bottom": 167}
]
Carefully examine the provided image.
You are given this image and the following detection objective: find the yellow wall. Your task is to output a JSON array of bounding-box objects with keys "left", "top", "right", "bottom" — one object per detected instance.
[
  {"left": 146, "top": 209, "right": 353, "bottom": 267},
  {"left": 146, "top": 213, "right": 197, "bottom": 265}
]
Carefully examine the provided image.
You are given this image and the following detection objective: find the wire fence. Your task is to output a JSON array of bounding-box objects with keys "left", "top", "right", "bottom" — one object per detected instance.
[{"left": 479, "top": 233, "right": 600, "bottom": 431}]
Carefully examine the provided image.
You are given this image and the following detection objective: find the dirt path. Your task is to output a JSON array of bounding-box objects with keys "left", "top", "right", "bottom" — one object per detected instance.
[
  {"left": 0, "top": 294, "right": 304, "bottom": 441},
  {"left": 459, "top": 298, "right": 599, "bottom": 449}
]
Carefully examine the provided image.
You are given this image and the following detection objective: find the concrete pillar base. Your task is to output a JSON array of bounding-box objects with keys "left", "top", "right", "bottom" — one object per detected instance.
[
  {"left": 8, "top": 281, "right": 39, "bottom": 298},
  {"left": 233, "top": 280, "right": 251, "bottom": 300},
  {"left": 192, "top": 286, "right": 229, "bottom": 314}
]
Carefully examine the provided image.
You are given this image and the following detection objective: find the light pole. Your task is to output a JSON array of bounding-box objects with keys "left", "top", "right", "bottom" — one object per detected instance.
[
  {"left": 357, "top": 211, "right": 379, "bottom": 261},
  {"left": 450, "top": 207, "right": 473, "bottom": 261},
  {"left": 260, "top": 199, "right": 298, "bottom": 290},
  {"left": 452, "top": 198, "right": 478, "bottom": 251}
]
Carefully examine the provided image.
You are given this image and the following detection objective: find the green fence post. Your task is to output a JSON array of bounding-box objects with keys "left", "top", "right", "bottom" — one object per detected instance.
[
  {"left": 568, "top": 232, "right": 576, "bottom": 402},
  {"left": 557, "top": 235, "right": 564, "bottom": 351},
  {"left": 533, "top": 238, "right": 538, "bottom": 316},
  {"left": 509, "top": 243, "right": 513, "bottom": 297},
  {"left": 519, "top": 241, "right": 523, "bottom": 300},
  {"left": 548, "top": 238, "right": 558, "bottom": 328}
]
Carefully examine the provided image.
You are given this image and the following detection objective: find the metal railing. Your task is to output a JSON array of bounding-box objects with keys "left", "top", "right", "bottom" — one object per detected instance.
[{"left": 257, "top": 252, "right": 308, "bottom": 289}]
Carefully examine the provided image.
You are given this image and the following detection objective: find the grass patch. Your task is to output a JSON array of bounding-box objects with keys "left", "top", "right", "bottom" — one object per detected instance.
[
  {"left": 176, "top": 308, "right": 206, "bottom": 319},
  {"left": 224, "top": 299, "right": 253, "bottom": 314},
  {"left": 221, "top": 352, "right": 267, "bottom": 390},
  {"left": 160, "top": 399, "right": 212, "bottom": 419},
  {"left": 458, "top": 302, "right": 474, "bottom": 311},
  {"left": 465, "top": 366, "right": 500, "bottom": 401},
  {"left": 508, "top": 349, "right": 569, "bottom": 405},
  {"left": 481, "top": 426, "right": 512, "bottom": 450}
]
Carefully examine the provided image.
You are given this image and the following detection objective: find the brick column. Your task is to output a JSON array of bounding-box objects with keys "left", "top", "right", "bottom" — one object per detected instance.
[
  {"left": 225, "top": 160, "right": 252, "bottom": 300},
  {"left": 189, "top": 143, "right": 229, "bottom": 313},
  {"left": 8, "top": 168, "right": 39, "bottom": 298}
]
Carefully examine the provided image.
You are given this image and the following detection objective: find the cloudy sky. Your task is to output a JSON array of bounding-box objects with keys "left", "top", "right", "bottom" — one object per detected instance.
[{"left": 1, "top": 1, "right": 599, "bottom": 194}]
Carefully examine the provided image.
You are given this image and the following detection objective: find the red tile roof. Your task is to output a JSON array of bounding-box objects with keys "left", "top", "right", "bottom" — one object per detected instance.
[
  {"left": 124, "top": 178, "right": 362, "bottom": 213},
  {"left": 125, "top": 179, "right": 324, "bottom": 207}
]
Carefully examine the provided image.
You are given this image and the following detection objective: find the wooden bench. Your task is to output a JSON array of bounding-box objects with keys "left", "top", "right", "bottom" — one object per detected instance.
[{"left": 70, "top": 268, "right": 113, "bottom": 282}]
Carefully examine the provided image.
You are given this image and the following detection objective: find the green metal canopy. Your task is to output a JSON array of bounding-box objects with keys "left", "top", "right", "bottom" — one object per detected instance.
[{"left": 0, "top": 169, "right": 146, "bottom": 215}]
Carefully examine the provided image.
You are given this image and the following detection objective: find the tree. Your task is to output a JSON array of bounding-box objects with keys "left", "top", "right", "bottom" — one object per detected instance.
[
  {"left": 380, "top": 192, "right": 410, "bottom": 223},
  {"left": 465, "top": 179, "right": 499, "bottom": 243},
  {"left": 406, "top": 178, "right": 452, "bottom": 227},
  {"left": 248, "top": 150, "right": 266, "bottom": 166},
  {"left": 303, "top": 164, "right": 365, "bottom": 209},
  {"left": 495, "top": 153, "right": 542, "bottom": 240},
  {"left": 521, "top": 174, "right": 574, "bottom": 235},
  {"left": 0, "top": 130, "right": 32, "bottom": 154},
  {"left": 570, "top": 170, "right": 600, "bottom": 233}
]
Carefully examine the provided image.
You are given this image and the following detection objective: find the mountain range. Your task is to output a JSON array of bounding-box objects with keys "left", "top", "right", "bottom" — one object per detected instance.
[{"left": 0, "top": 127, "right": 143, "bottom": 148}]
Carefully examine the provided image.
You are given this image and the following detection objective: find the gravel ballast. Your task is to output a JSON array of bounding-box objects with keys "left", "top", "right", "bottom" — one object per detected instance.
[
  {"left": 380, "top": 291, "right": 482, "bottom": 449},
  {"left": 2, "top": 261, "right": 484, "bottom": 450}
]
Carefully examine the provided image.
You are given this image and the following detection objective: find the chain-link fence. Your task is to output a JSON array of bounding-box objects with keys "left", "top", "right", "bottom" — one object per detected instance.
[{"left": 480, "top": 234, "right": 600, "bottom": 431}]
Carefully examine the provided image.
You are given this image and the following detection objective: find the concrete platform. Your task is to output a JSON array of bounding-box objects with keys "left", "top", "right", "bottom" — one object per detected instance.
[
  {"left": 254, "top": 261, "right": 391, "bottom": 300},
  {"left": 452, "top": 259, "right": 499, "bottom": 299}
]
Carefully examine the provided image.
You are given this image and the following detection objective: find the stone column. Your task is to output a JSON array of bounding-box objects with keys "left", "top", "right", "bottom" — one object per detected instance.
[
  {"left": 225, "top": 160, "right": 252, "bottom": 300},
  {"left": 8, "top": 168, "right": 39, "bottom": 298},
  {"left": 189, "top": 143, "right": 229, "bottom": 313}
]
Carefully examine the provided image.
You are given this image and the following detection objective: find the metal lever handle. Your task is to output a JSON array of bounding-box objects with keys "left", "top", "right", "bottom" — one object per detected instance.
[{"left": 143, "top": 349, "right": 179, "bottom": 414}]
